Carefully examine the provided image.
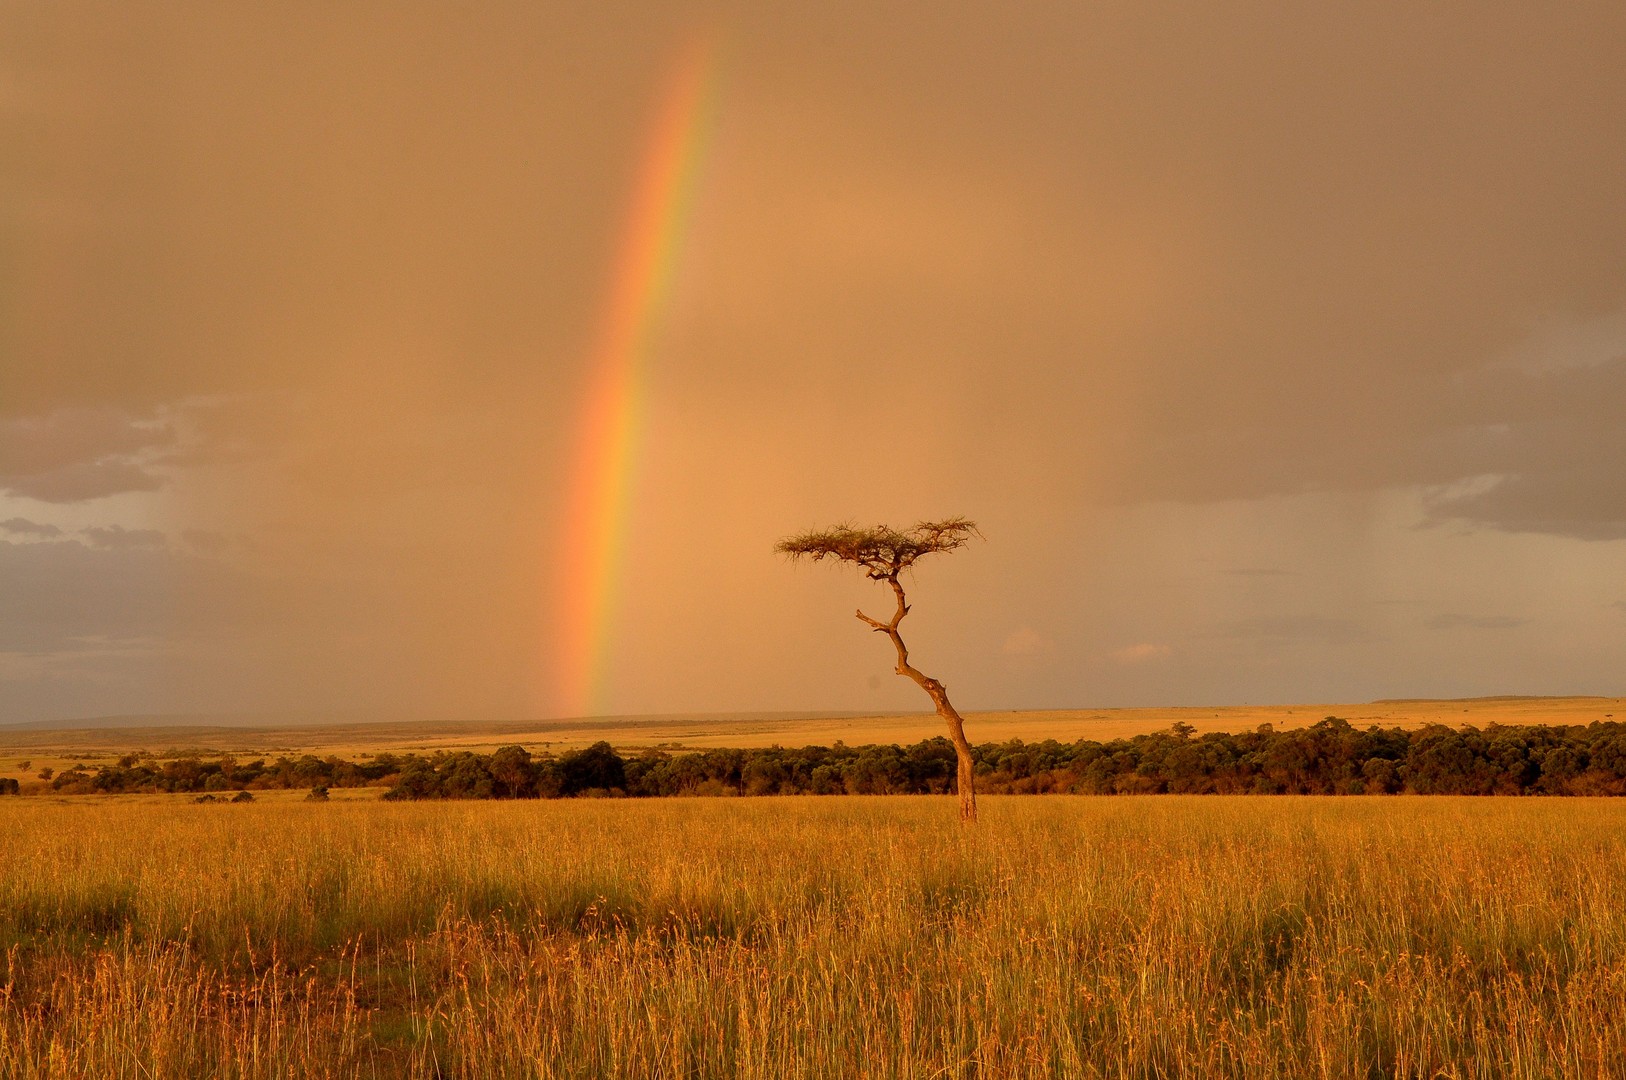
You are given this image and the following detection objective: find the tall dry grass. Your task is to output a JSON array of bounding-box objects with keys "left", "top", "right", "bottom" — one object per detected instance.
[{"left": 1, "top": 795, "right": 1623, "bottom": 1077}]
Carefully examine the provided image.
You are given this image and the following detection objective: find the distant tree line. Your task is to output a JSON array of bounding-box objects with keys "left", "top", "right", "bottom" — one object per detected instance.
[
  {"left": 17, "top": 718, "right": 1626, "bottom": 799},
  {"left": 35, "top": 752, "right": 399, "bottom": 795}
]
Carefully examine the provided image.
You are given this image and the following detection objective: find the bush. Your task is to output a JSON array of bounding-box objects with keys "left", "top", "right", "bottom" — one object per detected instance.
[
  {"left": 489, "top": 745, "right": 536, "bottom": 798},
  {"left": 22, "top": 720, "right": 1626, "bottom": 802},
  {"left": 560, "top": 742, "right": 625, "bottom": 795}
]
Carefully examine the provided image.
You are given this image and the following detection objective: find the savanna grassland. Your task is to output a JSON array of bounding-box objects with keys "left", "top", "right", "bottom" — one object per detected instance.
[{"left": 3, "top": 795, "right": 1625, "bottom": 1078}]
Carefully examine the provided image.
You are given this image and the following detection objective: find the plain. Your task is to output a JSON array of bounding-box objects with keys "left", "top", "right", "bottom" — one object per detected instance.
[{"left": 2, "top": 794, "right": 1624, "bottom": 1078}]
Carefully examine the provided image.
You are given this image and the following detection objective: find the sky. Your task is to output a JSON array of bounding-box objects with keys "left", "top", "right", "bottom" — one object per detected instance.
[{"left": 3, "top": 1, "right": 1625, "bottom": 724}]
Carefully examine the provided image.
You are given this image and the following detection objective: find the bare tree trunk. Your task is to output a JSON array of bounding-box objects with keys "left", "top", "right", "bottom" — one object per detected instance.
[{"left": 857, "top": 575, "right": 978, "bottom": 822}]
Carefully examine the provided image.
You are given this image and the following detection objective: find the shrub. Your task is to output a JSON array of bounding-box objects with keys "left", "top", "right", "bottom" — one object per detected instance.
[
  {"left": 560, "top": 742, "right": 625, "bottom": 795},
  {"left": 489, "top": 746, "right": 536, "bottom": 798}
]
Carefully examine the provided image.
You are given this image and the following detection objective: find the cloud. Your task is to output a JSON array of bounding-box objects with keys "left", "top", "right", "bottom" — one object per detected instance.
[
  {"left": 1417, "top": 353, "right": 1626, "bottom": 540},
  {"left": 0, "top": 536, "right": 259, "bottom": 723},
  {"left": 0, "top": 408, "right": 173, "bottom": 503},
  {"left": 0, "top": 518, "right": 62, "bottom": 538},
  {"left": 0, "top": 539, "right": 181, "bottom": 655},
  {"left": 5, "top": 5, "right": 1626, "bottom": 540},
  {"left": 81, "top": 525, "right": 168, "bottom": 550},
  {"left": 6, "top": 460, "right": 168, "bottom": 503},
  {"left": 1000, "top": 627, "right": 1052, "bottom": 657},
  {"left": 0, "top": 536, "right": 253, "bottom": 663},
  {"left": 1108, "top": 642, "right": 1171, "bottom": 665},
  {"left": 1099, "top": 336, "right": 1626, "bottom": 543},
  {"left": 1428, "top": 463, "right": 1626, "bottom": 541},
  {"left": 1424, "top": 613, "right": 1530, "bottom": 631},
  {"left": 4, "top": 2, "right": 1626, "bottom": 721}
]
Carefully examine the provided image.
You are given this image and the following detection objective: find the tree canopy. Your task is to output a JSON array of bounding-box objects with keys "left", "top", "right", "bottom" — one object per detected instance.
[{"left": 775, "top": 518, "right": 981, "bottom": 579}]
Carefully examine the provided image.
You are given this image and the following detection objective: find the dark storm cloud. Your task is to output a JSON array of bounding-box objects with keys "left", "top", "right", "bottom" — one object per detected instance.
[
  {"left": 1434, "top": 473, "right": 1626, "bottom": 542},
  {"left": 680, "top": 4, "right": 1626, "bottom": 547},
  {"left": 9, "top": 3, "right": 1626, "bottom": 517},
  {"left": 2, "top": 1, "right": 1624, "bottom": 718},
  {"left": 1421, "top": 358, "right": 1626, "bottom": 539},
  {"left": 0, "top": 539, "right": 178, "bottom": 653},
  {"left": 0, "top": 536, "right": 265, "bottom": 721},
  {"left": 1101, "top": 355, "right": 1626, "bottom": 531}
]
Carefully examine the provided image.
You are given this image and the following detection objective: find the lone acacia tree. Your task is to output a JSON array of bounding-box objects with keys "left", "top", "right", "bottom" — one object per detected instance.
[{"left": 776, "top": 518, "right": 983, "bottom": 821}]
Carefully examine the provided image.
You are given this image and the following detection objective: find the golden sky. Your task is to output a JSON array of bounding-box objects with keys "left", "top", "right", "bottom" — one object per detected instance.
[{"left": 3, "top": 2, "right": 1625, "bottom": 723}]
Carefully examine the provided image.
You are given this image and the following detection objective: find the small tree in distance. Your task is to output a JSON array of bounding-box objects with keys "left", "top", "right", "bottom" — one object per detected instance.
[{"left": 777, "top": 518, "right": 983, "bottom": 822}]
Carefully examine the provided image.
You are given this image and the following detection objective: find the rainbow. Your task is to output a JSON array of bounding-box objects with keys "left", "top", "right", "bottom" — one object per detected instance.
[{"left": 554, "top": 35, "right": 719, "bottom": 718}]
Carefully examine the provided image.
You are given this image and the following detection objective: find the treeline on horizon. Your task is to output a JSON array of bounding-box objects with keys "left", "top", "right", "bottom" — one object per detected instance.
[{"left": 16, "top": 717, "right": 1626, "bottom": 799}]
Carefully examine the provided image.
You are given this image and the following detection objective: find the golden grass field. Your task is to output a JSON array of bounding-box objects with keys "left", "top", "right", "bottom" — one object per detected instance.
[
  {"left": 4, "top": 696, "right": 1622, "bottom": 783},
  {"left": 2, "top": 794, "right": 1625, "bottom": 1077}
]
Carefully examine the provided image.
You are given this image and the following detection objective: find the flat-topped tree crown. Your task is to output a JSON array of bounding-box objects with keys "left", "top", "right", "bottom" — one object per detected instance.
[
  {"left": 775, "top": 518, "right": 981, "bottom": 580},
  {"left": 776, "top": 517, "right": 983, "bottom": 822}
]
